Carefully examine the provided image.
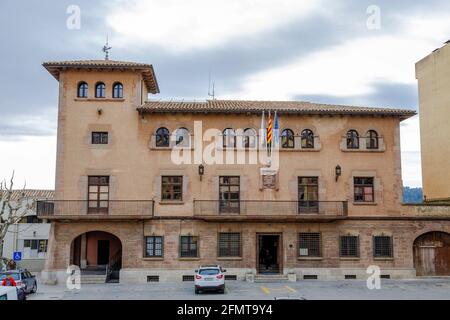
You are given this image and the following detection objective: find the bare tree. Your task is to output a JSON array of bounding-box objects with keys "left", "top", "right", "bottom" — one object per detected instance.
[{"left": 0, "top": 172, "right": 35, "bottom": 258}]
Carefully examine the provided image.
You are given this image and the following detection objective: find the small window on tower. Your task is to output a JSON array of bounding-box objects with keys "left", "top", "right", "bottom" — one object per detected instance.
[{"left": 92, "top": 132, "right": 108, "bottom": 144}]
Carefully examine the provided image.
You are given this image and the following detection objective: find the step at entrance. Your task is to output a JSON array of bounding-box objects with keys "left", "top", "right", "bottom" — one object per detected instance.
[
  {"left": 80, "top": 274, "right": 107, "bottom": 284},
  {"left": 254, "top": 274, "right": 289, "bottom": 283}
]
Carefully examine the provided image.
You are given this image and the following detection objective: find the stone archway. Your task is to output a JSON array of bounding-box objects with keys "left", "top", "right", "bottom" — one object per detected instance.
[
  {"left": 70, "top": 231, "right": 122, "bottom": 281},
  {"left": 413, "top": 231, "right": 450, "bottom": 276}
]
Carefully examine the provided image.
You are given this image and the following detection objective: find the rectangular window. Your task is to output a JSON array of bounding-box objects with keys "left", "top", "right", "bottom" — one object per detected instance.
[
  {"left": 219, "top": 176, "right": 240, "bottom": 213},
  {"left": 354, "top": 177, "right": 374, "bottom": 202},
  {"left": 161, "top": 176, "right": 183, "bottom": 201},
  {"left": 340, "top": 235, "right": 359, "bottom": 257},
  {"left": 218, "top": 233, "right": 241, "bottom": 257},
  {"left": 91, "top": 132, "right": 108, "bottom": 144},
  {"left": 373, "top": 236, "right": 393, "bottom": 258},
  {"left": 38, "top": 240, "right": 48, "bottom": 253},
  {"left": 298, "top": 177, "right": 319, "bottom": 213},
  {"left": 180, "top": 236, "right": 198, "bottom": 258},
  {"left": 88, "top": 176, "right": 109, "bottom": 213},
  {"left": 145, "top": 236, "right": 164, "bottom": 257},
  {"left": 298, "top": 233, "right": 321, "bottom": 257}
]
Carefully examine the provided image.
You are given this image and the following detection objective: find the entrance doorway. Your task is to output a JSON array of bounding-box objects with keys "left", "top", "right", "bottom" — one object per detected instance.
[
  {"left": 97, "top": 240, "right": 110, "bottom": 265},
  {"left": 257, "top": 234, "right": 282, "bottom": 274},
  {"left": 413, "top": 231, "right": 450, "bottom": 276}
]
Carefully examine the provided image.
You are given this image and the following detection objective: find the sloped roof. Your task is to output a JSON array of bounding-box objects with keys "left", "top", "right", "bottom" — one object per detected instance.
[
  {"left": 0, "top": 190, "right": 54, "bottom": 201},
  {"left": 137, "top": 100, "right": 416, "bottom": 120},
  {"left": 42, "top": 60, "right": 159, "bottom": 94}
]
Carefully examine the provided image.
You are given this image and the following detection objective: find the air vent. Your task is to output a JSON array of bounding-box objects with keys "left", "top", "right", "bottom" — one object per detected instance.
[
  {"left": 147, "top": 275, "right": 159, "bottom": 282},
  {"left": 182, "top": 275, "right": 195, "bottom": 282},
  {"left": 303, "top": 275, "right": 318, "bottom": 280},
  {"left": 225, "top": 275, "right": 237, "bottom": 281},
  {"left": 345, "top": 275, "right": 357, "bottom": 279},
  {"left": 380, "top": 274, "right": 391, "bottom": 279}
]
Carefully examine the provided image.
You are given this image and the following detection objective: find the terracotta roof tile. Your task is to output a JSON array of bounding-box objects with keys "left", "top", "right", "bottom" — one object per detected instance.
[
  {"left": 0, "top": 189, "right": 54, "bottom": 201},
  {"left": 137, "top": 100, "right": 416, "bottom": 120},
  {"left": 42, "top": 60, "right": 159, "bottom": 94}
]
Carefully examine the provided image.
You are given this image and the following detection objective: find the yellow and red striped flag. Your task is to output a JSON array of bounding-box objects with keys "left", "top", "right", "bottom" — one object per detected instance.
[{"left": 267, "top": 111, "right": 273, "bottom": 145}]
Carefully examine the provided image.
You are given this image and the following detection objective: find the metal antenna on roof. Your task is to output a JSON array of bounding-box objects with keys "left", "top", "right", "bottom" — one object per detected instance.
[
  {"left": 208, "top": 67, "right": 215, "bottom": 100},
  {"left": 102, "top": 35, "right": 112, "bottom": 60}
]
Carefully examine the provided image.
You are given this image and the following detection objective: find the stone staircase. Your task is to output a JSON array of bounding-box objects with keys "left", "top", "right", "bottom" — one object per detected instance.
[
  {"left": 254, "top": 274, "right": 289, "bottom": 283},
  {"left": 80, "top": 266, "right": 107, "bottom": 284},
  {"left": 80, "top": 274, "right": 107, "bottom": 284}
]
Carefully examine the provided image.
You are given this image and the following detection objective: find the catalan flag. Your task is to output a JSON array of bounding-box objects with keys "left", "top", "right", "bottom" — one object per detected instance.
[{"left": 267, "top": 111, "right": 273, "bottom": 145}]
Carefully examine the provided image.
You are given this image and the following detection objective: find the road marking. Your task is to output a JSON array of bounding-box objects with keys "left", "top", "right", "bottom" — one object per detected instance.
[
  {"left": 285, "top": 286, "right": 297, "bottom": 293},
  {"left": 261, "top": 286, "right": 270, "bottom": 294}
]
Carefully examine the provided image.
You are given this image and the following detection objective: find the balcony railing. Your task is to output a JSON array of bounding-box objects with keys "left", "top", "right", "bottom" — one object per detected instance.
[
  {"left": 36, "top": 200, "right": 154, "bottom": 218},
  {"left": 194, "top": 200, "right": 348, "bottom": 218}
]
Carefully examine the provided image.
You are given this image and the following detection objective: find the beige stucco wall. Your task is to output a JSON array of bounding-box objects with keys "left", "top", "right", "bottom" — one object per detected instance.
[
  {"left": 416, "top": 43, "right": 450, "bottom": 202},
  {"left": 53, "top": 69, "right": 405, "bottom": 217}
]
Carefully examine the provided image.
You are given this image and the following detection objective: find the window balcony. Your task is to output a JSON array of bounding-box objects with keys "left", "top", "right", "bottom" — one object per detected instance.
[
  {"left": 340, "top": 136, "right": 385, "bottom": 152},
  {"left": 193, "top": 200, "right": 348, "bottom": 222},
  {"left": 36, "top": 200, "right": 154, "bottom": 220}
]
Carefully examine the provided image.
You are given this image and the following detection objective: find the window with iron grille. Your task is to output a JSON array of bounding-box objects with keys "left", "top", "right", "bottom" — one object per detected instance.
[
  {"left": 218, "top": 233, "right": 241, "bottom": 257},
  {"left": 340, "top": 235, "right": 359, "bottom": 257},
  {"left": 373, "top": 236, "right": 393, "bottom": 258},
  {"left": 354, "top": 177, "right": 374, "bottom": 202},
  {"left": 219, "top": 176, "right": 240, "bottom": 213},
  {"left": 161, "top": 176, "right": 183, "bottom": 201},
  {"left": 92, "top": 132, "right": 108, "bottom": 144},
  {"left": 145, "top": 236, "right": 164, "bottom": 257},
  {"left": 88, "top": 176, "right": 109, "bottom": 213},
  {"left": 180, "top": 236, "right": 198, "bottom": 258},
  {"left": 298, "top": 233, "right": 321, "bottom": 257}
]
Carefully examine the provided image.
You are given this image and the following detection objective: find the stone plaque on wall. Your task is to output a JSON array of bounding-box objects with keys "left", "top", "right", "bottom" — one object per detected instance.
[{"left": 260, "top": 167, "right": 279, "bottom": 190}]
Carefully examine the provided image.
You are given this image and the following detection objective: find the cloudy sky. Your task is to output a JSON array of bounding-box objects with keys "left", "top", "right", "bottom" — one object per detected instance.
[{"left": 1, "top": 0, "right": 449, "bottom": 189}]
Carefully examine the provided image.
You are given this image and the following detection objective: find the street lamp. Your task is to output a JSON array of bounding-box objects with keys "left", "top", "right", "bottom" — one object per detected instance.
[{"left": 335, "top": 165, "right": 342, "bottom": 182}]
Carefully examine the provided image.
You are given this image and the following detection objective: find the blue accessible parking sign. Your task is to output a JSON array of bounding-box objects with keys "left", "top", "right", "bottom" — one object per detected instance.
[{"left": 13, "top": 251, "right": 22, "bottom": 261}]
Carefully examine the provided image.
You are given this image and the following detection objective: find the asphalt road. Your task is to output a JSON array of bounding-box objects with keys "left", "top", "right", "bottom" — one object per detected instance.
[{"left": 27, "top": 278, "right": 450, "bottom": 300}]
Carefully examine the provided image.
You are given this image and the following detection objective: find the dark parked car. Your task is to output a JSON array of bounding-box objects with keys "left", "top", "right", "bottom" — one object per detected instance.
[{"left": 0, "top": 270, "right": 37, "bottom": 294}]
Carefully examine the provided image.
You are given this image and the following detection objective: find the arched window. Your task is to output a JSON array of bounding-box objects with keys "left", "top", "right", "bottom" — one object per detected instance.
[
  {"left": 346, "top": 130, "right": 359, "bottom": 149},
  {"left": 366, "top": 130, "right": 379, "bottom": 149},
  {"left": 112, "top": 82, "right": 123, "bottom": 99},
  {"left": 156, "top": 127, "right": 170, "bottom": 147},
  {"left": 281, "top": 129, "right": 294, "bottom": 148},
  {"left": 175, "top": 128, "right": 190, "bottom": 147},
  {"left": 223, "top": 128, "right": 235, "bottom": 148},
  {"left": 95, "top": 82, "right": 106, "bottom": 98},
  {"left": 77, "top": 82, "right": 88, "bottom": 98},
  {"left": 301, "top": 129, "right": 315, "bottom": 149},
  {"left": 243, "top": 128, "right": 256, "bottom": 149}
]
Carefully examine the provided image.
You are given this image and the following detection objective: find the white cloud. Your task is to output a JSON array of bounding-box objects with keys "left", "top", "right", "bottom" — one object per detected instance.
[
  {"left": 222, "top": 9, "right": 450, "bottom": 100},
  {"left": 225, "top": 35, "right": 442, "bottom": 100},
  {"left": 0, "top": 136, "right": 56, "bottom": 190},
  {"left": 400, "top": 115, "right": 422, "bottom": 187},
  {"left": 106, "top": 0, "right": 322, "bottom": 51}
]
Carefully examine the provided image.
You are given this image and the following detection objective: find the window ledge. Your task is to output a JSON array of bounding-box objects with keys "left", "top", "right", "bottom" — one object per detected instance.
[
  {"left": 178, "top": 257, "right": 200, "bottom": 261},
  {"left": 159, "top": 201, "right": 185, "bottom": 205},
  {"left": 150, "top": 147, "right": 194, "bottom": 151},
  {"left": 352, "top": 202, "right": 378, "bottom": 206},
  {"left": 280, "top": 148, "right": 320, "bottom": 152},
  {"left": 341, "top": 149, "right": 384, "bottom": 153},
  {"left": 217, "top": 257, "right": 242, "bottom": 261},
  {"left": 297, "top": 257, "right": 323, "bottom": 261},
  {"left": 339, "top": 257, "right": 360, "bottom": 261},
  {"left": 142, "top": 257, "right": 164, "bottom": 261},
  {"left": 373, "top": 257, "right": 394, "bottom": 261},
  {"left": 74, "top": 98, "right": 125, "bottom": 102}
]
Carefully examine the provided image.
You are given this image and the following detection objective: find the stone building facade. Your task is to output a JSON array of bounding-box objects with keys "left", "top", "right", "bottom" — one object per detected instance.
[
  {"left": 39, "top": 59, "right": 450, "bottom": 284},
  {"left": 416, "top": 41, "right": 450, "bottom": 203}
]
